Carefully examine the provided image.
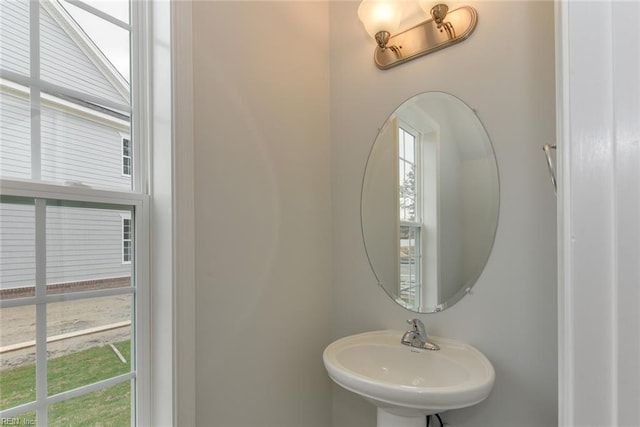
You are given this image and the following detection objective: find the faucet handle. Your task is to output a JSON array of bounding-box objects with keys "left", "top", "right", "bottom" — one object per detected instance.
[{"left": 403, "top": 318, "right": 440, "bottom": 351}]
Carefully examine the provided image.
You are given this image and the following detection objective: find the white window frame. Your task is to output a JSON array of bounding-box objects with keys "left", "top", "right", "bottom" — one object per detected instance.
[{"left": 0, "top": 0, "right": 162, "bottom": 424}]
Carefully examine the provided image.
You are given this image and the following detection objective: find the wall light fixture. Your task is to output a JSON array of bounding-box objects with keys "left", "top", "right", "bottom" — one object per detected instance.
[{"left": 357, "top": 0, "right": 478, "bottom": 69}]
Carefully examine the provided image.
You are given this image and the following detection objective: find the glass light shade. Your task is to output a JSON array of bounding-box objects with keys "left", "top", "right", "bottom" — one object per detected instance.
[{"left": 357, "top": 0, "right": 404, "bottom": 39}]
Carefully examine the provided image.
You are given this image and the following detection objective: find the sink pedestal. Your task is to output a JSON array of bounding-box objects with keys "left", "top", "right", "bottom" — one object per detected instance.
[{"left": 377, "top": 409, "right": 426, "bottom": 427}]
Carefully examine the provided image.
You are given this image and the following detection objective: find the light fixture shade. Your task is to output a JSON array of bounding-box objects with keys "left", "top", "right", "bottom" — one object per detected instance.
[{"left": 357, "top": 0, "right": 404, "bottom": 39}]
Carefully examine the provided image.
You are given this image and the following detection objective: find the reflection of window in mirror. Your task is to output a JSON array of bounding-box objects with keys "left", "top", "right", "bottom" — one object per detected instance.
[
  {"left": 397, "top": 121, "right": 440, "bottom": 312},
  {"left": 397, "top": 124, "right": 422, "bottom": 309}
]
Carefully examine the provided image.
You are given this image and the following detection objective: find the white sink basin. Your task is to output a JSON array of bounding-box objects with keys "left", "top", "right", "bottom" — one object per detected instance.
[{"left": 323, "top": 330, "right": 495, "bottom": 424}]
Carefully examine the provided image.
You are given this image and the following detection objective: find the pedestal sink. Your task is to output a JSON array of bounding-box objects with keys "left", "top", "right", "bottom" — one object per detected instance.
[{"left": 323, "top": 330, "right": 495, "bottom": 427}]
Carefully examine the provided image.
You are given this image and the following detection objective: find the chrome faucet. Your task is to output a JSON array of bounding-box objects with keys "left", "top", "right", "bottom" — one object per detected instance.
[{"left": 401, "top": 319, "right": 440, "bottom": 351}]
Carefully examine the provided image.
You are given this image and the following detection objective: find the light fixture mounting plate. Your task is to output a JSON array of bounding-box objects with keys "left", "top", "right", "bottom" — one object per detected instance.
[{"left": 374, "top": 6, "right": 478, "bottom": 70}]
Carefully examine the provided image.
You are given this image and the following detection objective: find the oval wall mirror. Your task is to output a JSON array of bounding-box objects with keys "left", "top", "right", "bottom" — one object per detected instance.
[{"left": 361, "top": 92, "right": 499, "bottom": 313}]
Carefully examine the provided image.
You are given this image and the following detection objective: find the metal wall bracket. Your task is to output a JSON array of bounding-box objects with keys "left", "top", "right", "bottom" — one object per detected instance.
[
  {"left": 374, "top": 6, "right": 478, "bottom": 70},
  {"left": 543, "top": 144, "right": 557, "bottom": 195}
]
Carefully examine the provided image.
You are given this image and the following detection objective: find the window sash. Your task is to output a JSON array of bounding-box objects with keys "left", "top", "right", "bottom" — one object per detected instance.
[
  {"left": 0, "top": 180, "right": 149, "bottom": 421},
  {"left": 0, "top": 0, "right": 136, "bottom": 190}
]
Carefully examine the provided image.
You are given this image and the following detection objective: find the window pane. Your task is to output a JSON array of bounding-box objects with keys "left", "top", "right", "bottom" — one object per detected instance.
[
  {"left": 40, "top": 2, "right": 130, "bottom": 104},
  {"left": 0, "top": 200, "right": 35, "bottom": 298},
  {"left": 46, "top": 204, "right": 133, "bottom": 294},
  {"left": 41, "top": 102, "right": 131, "bottom": 190},
  {"left": 399, "top": 162, "right": 416, "bottom": 222},
  {"left": 401, "top": 130, "right": 415, "bottom": 163},
  {"left": 122, "top": 160, "right": 130, "bottom": 176},
  {"left": 48, "top": 380, "right": 131, "bottom": 426},
  {"left": 398, "top": 127, "right": 417, "bottom": 223},
  {"left": 399, "top": 226, "right": 421, "bottom": 308},
  {"left": 0, "top": 305, "right": 36, "bottom": 410},
  {"left": 47, "top": 294, "right": 132, "bottom": 395},
  {"left": 0, "top": 0, "right": 30, "bottom": 76},
  {"left": 59, "top": 0, "right": 130, "bottom": 79},
  {"left": 122, "top": 138, "right": 131, "bottom": 155},
  {"left": 0, "top": 85, "right": 32, "bottom": 180}
]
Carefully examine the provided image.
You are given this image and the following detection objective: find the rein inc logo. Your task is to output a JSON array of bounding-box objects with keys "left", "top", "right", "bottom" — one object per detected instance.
[{"left": 0, "top": 418, "right": 35, "bottom": 426}]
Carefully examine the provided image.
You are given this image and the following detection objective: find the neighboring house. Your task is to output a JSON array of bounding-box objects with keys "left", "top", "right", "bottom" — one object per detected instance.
[{"left": 0, "top": 0, "right": 132, "bottom": 296}]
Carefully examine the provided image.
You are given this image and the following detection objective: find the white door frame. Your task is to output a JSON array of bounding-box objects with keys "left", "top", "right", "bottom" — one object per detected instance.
[{"left": 556, "top": 1, "right": 640, "bottom": 425}]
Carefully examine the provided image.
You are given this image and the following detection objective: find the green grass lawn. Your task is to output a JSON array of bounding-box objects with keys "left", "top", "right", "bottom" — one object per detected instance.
[{"left": 0, "top": 341, "right": 131, "bottom": 426}]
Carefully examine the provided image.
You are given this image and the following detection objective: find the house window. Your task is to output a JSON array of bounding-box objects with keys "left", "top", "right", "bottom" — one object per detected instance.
[
  {"left": 122, "top": 138, "right": 132, "bottom": 177},
  {"left": 0, "top": 0, "right": 151, "bottom": 424},
  {"left": 398, "top": 125, "right": 423, "bottom": 308},
  {"left": 123, "top": 217, "right": 132, "bottom": 263}
]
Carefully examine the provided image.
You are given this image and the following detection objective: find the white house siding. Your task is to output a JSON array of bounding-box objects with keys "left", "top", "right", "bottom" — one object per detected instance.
[
  {"left": 45, "top": 205, "right": 131, "bottom": 286},
  {"left": 0, "top": 85, "right": 131, "bottom": 188},
  {"left": 0, "top": 202, "right": 35, "bottom": 288},
  {"left": 0, "top": 202, "right": 131, "bottom": 290},
  {"left": 41, "top": 105, "right": 131, "bottom": 189},
  {"left": 0, "top": 1, "right": 128, "bottom": 106},
  {"left": 0, "top": 90, "right": 31, "bottom": 179},
  {"left": 0, "top": 0, "right": 30, "bottom": 76},
  {"left": 40, "top": 3, "right": 128, "bottom": 106}
]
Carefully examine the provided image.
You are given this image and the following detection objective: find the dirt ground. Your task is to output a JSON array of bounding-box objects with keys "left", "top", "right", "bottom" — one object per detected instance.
[{"left": 0, "top": 294, "right": 132, "bottom": 371}]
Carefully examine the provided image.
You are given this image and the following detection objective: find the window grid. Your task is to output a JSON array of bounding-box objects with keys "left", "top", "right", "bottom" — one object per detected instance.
[
  {"left": 0, "top": 0, "right": 144, "bottom": 424},
  {"left": 0, "top": 193, "right": 141, "bottom": 423}
]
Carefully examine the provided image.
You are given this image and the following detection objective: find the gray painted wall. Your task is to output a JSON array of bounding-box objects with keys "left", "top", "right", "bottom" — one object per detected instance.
[
  {"left": 329, "top": 1, "right": 557, "bottom": 426},
  {"left": 189, "top": 2, "right": 556, "bottom": 426},
  {"left": 192, "top": 2, "right": 332, "bottom": 427}
]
